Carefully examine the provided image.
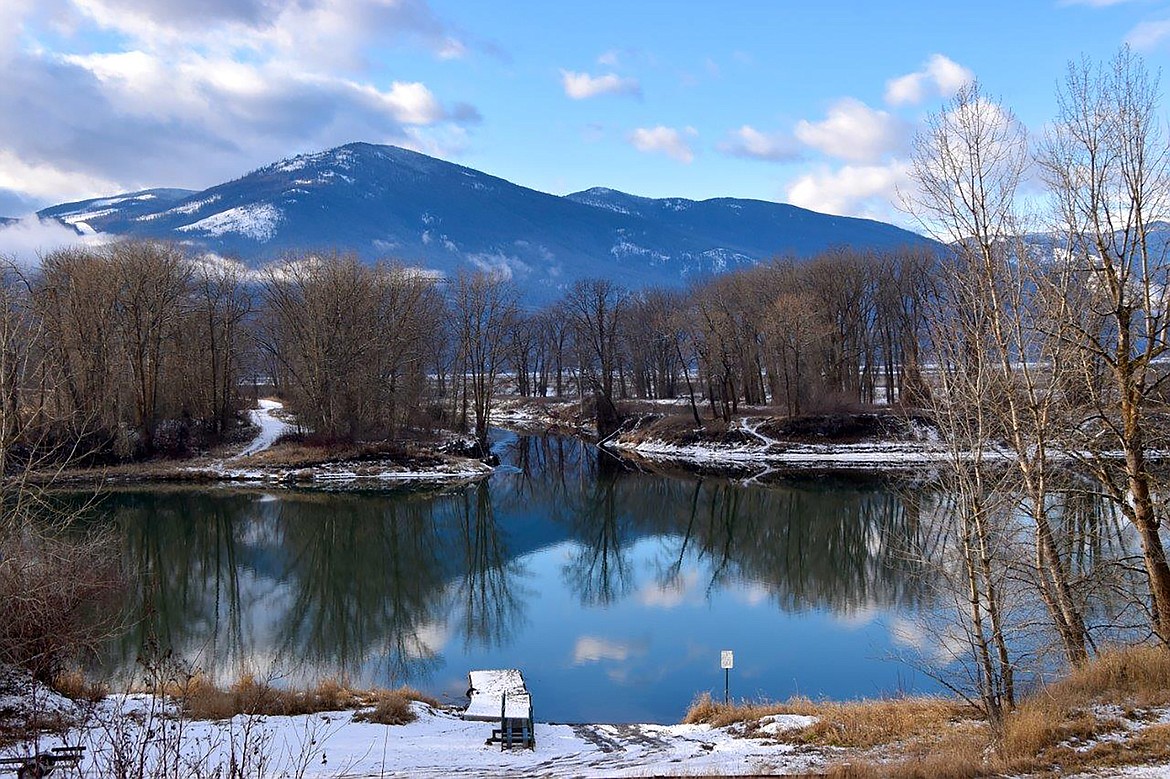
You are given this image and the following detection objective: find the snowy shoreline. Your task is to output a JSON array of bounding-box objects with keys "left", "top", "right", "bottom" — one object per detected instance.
[
  {"left": 1, "top": 678, "right": 831, "bottom": 779},
  {"left": 31, "top": 398, "right": 496, "bottom": 490}
]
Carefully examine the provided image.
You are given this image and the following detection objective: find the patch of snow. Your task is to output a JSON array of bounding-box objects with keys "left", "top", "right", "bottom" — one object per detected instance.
[
  {"left": 235, "top": 399, "right": 294, "bottom": 459},
  {"left": 0, "top": 669, "right": 80, "bottom": 724},
  {"left": 162, "top": 195, "right": 221, "bottom": 217},
  {"left": 579, "top": 198, "right": 631, "bottom": 214},
  {"left": 756, "top": 714, "right": 818, "bottom": 735},
  {"left": 610, "top": 240, "right": 671, "bottom": 265},
  {"left": 177, "top": 204, "right": 283, "bottom": 242}
]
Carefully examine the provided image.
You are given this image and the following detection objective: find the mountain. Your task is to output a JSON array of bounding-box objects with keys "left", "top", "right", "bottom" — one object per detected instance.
[
  {"left": 30, "top": 142, "right": 934, "bottom": 299},
  {"left": 39, "top": 189, "right": 197, "bottom": 235}
]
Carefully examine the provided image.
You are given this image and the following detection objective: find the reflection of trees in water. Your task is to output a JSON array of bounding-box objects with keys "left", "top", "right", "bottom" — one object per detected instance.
[
  {"left": 496, "top": 434, "right": 927, "bottom": 613},
  {"left": 1051, "top": 484, "right": 1150, "bottom": 644},
  {"left": 562, "top": 472, "right": 634, "bottom": 606},
  {"left": 449, "top": 480, "right": 528, "bottom": 649},
  {"left": 274, "top": 492, "right": 448, "bottom": 684},
  {"left": 489, "top": 432, "right": 926, "bottom": 608},
  {"left": 102, "top": 485, "right": 525, "bottom": 686},
  {"left": 91, "top": 436, "right": 1146, "bottom": 691},
  {"left": 897, "top": 473, "right": 1153, "bottom": 690},
  {"left": 647, "top": 477, "right": 925, "bottom": 613},
  {"left": 109, "top": 490, "right": 259, "bottom": 678},
  {"left": 495, "top": 433, "right": 596, "bottom": 511}
]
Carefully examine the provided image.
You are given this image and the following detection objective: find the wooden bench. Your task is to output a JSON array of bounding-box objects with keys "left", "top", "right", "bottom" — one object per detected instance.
[
  {"left": 464, "top": 669, "right": 535, "bottom": 750},
  {"left": 0, "top": 746, "right": 84, "bottom": 778}
]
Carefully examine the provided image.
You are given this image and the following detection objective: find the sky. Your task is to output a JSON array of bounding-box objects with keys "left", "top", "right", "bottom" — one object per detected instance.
[{"left": 1, "top": 0, "right": 1169, "bottom": 227}]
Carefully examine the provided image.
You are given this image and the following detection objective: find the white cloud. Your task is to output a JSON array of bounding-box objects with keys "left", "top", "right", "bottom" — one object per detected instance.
[
  {"left": 371, "top": 81, "right": 445, "bottom": 124},
  {"left": 884, "top": 54, "right": 973, "bottom": 106},
  {"left": 785, "top": 161, "right": 911, "bottom": 219},
  {"left": 597, "top": 49, "right": 620, "bottom": 67},
  {"left": 70, "top": 0, "right": 468, "bottom": 67},
  {"left": 628, "top": 125, "right": 696, "bottom": 163},
  {"left": 637, "top": 571, "right": 699, "bottom": 608},
  {"left": 561, "top": 70, "right": 641, "bottom": 100},
  {"left": 717, "top": 125, "right": 800, "bottom": 162},
  {"left": 1126, "top": 18, "right": 1170, "bottom": 50},
  {"left": 0, "top": 0, "right": 483, "bottom": 206},
  {"left": 0, "top": 35, "right": 479, "bottom": 207},
  {"left": 794, "top": 98, "right": 906, "bottom": 163},
  {"left": 0, "top": 149, "right": 121, "bottom": 201},
  {"left": 0, "top": 217, "right": 106, "bottom": 266}
]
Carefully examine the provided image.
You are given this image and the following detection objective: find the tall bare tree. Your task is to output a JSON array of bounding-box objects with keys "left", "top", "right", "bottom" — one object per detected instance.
[
  {"left": 452, "top": 270, "right": 519, "bottom": 447},
  {"left": 908, "top": 83, "right": 1089, "bottom": 664},
  {"left": 1039, "top": 48, "right": 1170, "bottom": 644},
  {"left": 563, "top": 279, "right": 627, "bottom": 436}
]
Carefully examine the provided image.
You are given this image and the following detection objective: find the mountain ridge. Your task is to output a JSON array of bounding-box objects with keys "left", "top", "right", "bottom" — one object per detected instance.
[{"left": 19, "top": 142, "right": 934, "bottom": 299}]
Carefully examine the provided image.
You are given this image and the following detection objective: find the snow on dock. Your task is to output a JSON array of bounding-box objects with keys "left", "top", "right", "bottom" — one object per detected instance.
[{"left": 464, "top": 669, "right": 530, "bottom": 722}]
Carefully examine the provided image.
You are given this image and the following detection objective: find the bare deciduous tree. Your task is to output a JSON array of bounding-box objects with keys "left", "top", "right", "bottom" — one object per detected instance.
[{"left": 1039, "top": 48, "right": 1170, "bottom": 644}]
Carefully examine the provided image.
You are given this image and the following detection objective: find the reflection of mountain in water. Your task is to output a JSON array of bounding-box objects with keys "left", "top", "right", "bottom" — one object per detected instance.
[{"left": 90, "top": 433, "right": 930, "bottom": 687}]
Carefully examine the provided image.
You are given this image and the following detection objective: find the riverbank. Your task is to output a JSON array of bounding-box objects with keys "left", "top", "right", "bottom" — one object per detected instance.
[
  {"left": 607, "top": 410, "right": 946, "bottom": 474},
  {"left": 5, "top": 646, "right": 1170, "bottom": 777},
  {"left": 26, "top": 399, "right": 495, "bottom": 489},
  {"left": 493, "top": 397, "right": 949, "bottom": 474}
]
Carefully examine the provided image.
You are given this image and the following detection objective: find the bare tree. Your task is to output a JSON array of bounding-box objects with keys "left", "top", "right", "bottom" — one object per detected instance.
[
  {"left": 562, "top": 279, "right": 627, "bottom": 436},
  {"left": 451, "top": 270, "right": 519, "bottom": 447},
  {"left": 256, "top": 253, "right": 439, "bottom": 439},
  {"left": 1039, "top": 48, "right": 1170, "bottom": 644},
  {"left": 908, "top": 82, "right": 1090, "bottom": 664}
]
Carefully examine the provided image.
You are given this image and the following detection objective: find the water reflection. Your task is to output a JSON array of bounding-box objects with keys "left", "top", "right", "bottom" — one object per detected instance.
[{"left": 83, "top": 433, "right": 950, "bottom": 720}]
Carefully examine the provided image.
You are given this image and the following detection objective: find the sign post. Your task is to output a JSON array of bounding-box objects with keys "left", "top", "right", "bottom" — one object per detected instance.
[{"left": 720, "top": 650, "right": 734, "bottom": 704}]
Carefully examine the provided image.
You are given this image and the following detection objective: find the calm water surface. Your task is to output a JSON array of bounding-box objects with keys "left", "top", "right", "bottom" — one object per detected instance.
[{"left": 87, "top": 430, "right": 940, "bottom": 723}]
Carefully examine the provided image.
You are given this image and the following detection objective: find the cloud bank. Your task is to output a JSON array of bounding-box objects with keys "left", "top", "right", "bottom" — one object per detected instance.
[{"left": 0, "top": 0, "right": 481, "bottom": 213}]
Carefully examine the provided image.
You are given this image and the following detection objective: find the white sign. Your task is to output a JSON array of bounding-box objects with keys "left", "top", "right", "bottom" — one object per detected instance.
[{"left": 720, "top": 650, "right": 734, "bottom": 669}]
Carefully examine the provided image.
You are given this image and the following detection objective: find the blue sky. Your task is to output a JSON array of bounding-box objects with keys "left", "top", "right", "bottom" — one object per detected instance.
[{"left": 1, "top": 0, "right": 1168, "bottom": 224}]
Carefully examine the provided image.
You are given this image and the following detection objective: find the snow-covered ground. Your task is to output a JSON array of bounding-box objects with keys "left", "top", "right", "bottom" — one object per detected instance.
[
  {"left": 198, "top": 458, "right": 495, "bottom": 486},
  {"left": 6, "top": 697, "right": 831, "bottom": 778},
  {"left": 609, "top": 415, "right": 958, "bottom": 471},
  {"left": 236, "top": 399, "right": 294, "bottom": 459},
  {"left": 6, "top": 675, "right": 1170, "bottom": 777},
  {"left": 171, "top": 399, "right": 494, "bottom": 486}
]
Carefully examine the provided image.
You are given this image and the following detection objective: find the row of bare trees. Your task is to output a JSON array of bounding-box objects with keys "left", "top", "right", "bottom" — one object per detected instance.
[
  {"left": 449, "top": 248, "right": 934, "bottom": 438},
  {"left": 0, "top": 242, "right": 252, "bottom": 461}
]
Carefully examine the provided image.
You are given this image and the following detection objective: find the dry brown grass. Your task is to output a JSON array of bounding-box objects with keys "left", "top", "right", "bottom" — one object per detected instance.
[
  {"left": 684, "top": 692, "right": 966, "bottom": 749},
  {"left": 164, "top": 674, "right": 370, "bottom": 720},
  {"left": 689, "top": 646, "right": 1170, "bottom": 779},
  {"left": 51, "top": 669, "right": 108, "bottom": 702},
  {"left": 158, "top": 674, "right": 444, "bottom": 723},
  {"left": 351, "top": 687, "right": 440, "bottom": 726},
  {"left": 1028, "top": 644, "right": 1170, "bottom": 711}
]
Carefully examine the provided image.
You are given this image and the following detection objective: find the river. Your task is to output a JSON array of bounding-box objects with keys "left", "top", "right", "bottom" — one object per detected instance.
[{"left": 79, "top": 429, "right": 948, "bottom": 723}]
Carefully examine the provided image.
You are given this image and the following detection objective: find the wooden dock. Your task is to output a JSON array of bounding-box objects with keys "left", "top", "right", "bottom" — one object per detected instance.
[{"left": 464, "top": 669, "right": 535, "bottom": 749}]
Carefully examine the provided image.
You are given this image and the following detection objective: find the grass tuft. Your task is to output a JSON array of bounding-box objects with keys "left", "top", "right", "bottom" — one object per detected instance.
[{"left": 351, "top": 687, "right": 439, "bottom": 726}]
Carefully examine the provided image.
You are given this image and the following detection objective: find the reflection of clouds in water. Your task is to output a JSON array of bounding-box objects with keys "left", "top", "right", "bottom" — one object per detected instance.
[
  {"left": 414, "top": 620, "right": 452, "bottom": 659},
  {"left": 637, "top": 569, "right": 701, "bottom": 608},
  {"left": 572, "top": 635, "right": 648, "bottom": 665},
  {"left": 890, "top": 615, "right": 964, "bottom": 667},
  {"left": 732, "top": 582, "right": 771, "bottom": 607},
  {"left": 833, "top": 604, "right": 880, "bottom": 630}
]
